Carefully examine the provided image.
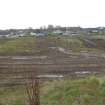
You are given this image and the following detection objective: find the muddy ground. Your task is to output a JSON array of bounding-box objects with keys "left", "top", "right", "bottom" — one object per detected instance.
[{"left": 0, "top": 50, "right": 105, "bottom": 86}]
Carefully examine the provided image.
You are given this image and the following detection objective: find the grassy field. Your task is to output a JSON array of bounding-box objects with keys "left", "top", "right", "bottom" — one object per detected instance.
[
  {"left": 0, "top": 35, "right": 105, "bottom": 105},
  {"left": 0, "top": 37, "right": 38, "bottom": 55},
  {"left": 0, "top": 35, "right": 105, "bottom": 55},
  {"left": 0, "top": 76, "right": 105, "bottom": 105}
]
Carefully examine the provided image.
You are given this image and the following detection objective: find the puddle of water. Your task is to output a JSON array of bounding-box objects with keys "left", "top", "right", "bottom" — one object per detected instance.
[
  {"left": 37, "top": 75, "right": 63, "bottom": 78},
  {"left": 11, "top": 56, "right": 47, "bottom": 59},
  {"left": 12, "top": 56, "right": 31, "bottom": 59},
  {"left": 0, "top": 56, "right": 10, "bottom": 58},
  {"left": 75, "top": 71, "right": 91, "bottom": 74}
]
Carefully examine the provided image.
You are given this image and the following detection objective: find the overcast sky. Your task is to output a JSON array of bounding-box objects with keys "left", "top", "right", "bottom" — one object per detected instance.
[{"left": 0, "top": 0, "right": 105, "bottom": 29}]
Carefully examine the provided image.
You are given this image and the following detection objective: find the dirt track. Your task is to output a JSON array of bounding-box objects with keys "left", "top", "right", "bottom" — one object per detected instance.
[{"left": 0, "top": 52, "right": 105, "bottom": 86}]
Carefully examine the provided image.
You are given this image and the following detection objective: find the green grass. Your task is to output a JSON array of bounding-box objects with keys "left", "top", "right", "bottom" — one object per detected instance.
[
  {"left": 0, "top": 37, "right": 38, "bottom": 55},
  {"left": 1, "top": 76, "right": 105, "bottom": 105},
  {"left": 0, "top": 35, "right": 104, "bottom": 55},
  {"left": 0, "top": 86, "right": 27, "bottom": 105}
]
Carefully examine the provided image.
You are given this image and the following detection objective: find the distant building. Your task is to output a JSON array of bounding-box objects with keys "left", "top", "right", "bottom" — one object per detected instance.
[
  {"left": 53, "top": 30, "right": 63, "bottom": 35},
  {"left": 36, "top": 33, "right": 46, "bottom": 36},
  {"left": 63, "top": 31, "right": 78, "bottom": 36},
  {"left": 30, "top": 32, "right": 37, "bottom": 36}
]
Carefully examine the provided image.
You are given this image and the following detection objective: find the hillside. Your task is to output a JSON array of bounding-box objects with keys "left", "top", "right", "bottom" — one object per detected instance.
[{"left": 0, "top": 35, "right": 105, "bottom": 55}]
